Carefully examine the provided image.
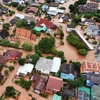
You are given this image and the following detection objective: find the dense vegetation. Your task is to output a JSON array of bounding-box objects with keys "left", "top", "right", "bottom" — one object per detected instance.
[
  {"left": 67, "top": 31, "right": 88, "bottom": 56},
  {"left": 37, "top": 37, "right": 55, "bottom": 53}
]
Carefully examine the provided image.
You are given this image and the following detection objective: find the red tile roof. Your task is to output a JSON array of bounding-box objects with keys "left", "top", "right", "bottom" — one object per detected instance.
[
  {"left": 16, "top": 28, "right": 34, "bottom": 40},
  {"left": 36, "top": 18, "right": 55, "bottom": 29},
  {"left": 5, "top": 50, "right": 22, "bottom": 60},
  {"left": 46, "top": 76, "right": 63, "bottom": 93},
  {"left": 80, "top": 60, "right": 100, "bottom": 73}
]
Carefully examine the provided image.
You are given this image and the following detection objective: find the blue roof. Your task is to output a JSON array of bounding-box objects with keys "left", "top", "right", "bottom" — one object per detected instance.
[{"left": 60, "top": 73, "right": 75, "bottom": 80}]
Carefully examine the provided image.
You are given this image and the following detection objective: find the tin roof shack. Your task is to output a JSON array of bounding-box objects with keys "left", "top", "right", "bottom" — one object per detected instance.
[{"left": 32, "top": 73, "right": 48, "bottom": 94}]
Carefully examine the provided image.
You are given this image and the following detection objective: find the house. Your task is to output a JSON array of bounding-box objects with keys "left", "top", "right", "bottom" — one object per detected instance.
[
  {"left": 79, "top": 3, "right": 99, "bottom": 12},
  {"left": 83, "top": 73, "right": 100, "bottom": 87},
  {"left": 28, "top": 2, "right": 41, "bottom": 7},
  {"left": 2, "top": 0, "right": 11, "bottom": 4},
  {"left": 60, "top": 63, "right": 75, "bottom": 80},
  {"left": 90, "top": 0, "right": 100, "bottom": 2},
  {"left": 16, "top": 14, "right": 25, "bottom": 19},
  {"left": 36, "top": 18, "right": 56, "bottom": 29},
  {"left": 85, "top": 25, "right": 100, "bottom": 38},
  {"left": 41, "top": 5, "right": 49, "bottom": 12},
  {"left": 67, "top": 24, "right": 75, "bottom": 32},
  {"left": 0, "top": 29, "right": 9, "bottom": 38},
  {"left": 35, "top": 57, "right": 53, "bottom": 74},
  {"left": 81, "top": 18, "right": 96, "bottom": 25},
  {"left": 46, "top": 76, "right": 63, "bottom": 93},
  {"left": 49, "top": 2, "right": 59, "bottom": 7},
  {"left": 78, "top": 86, "right": 91, "bottom": 100},
  {"left": 5, "top": 50, "right": 22, "bottom": 60},
  {"left": 32, "top": 73, "right": 48, "bottom": 94},
  {"left": 0, "top": 55, "right": 8, "bottom": 64},
  {"left": 80, "top": 60, "right": 100, "bottom": 73},
  {"left": 62, "top": 84, "right": 76, "bottom": 100},
  {"left": 47, "top": 7, "right": 58, "bottom": 16},
  {"left": 74, "top": 30, "right": 94, "bottom": 50},
  {"left": 92, "top": 85, "right": 100, "bottom": 99},
  {"left": 24, "top": 15, "right": 37, "bottom": 23},
  {"left": 1, "top": 7, "right": 8, "bottom": 14},
  {"left": 16, "top": 63, "right": 34, "bottom": 76},
  {"left": 52, "top": 94, "right": 61, "bottom": 100},
  {"left": 16, "top": 28, "right": 35, "bottom": 40},
  {"left": 9, "top": 17, "right": 20, "bottom": 26},
  {"left": 26, "top": 7, "right": 37, "bottom": 13},
  {"left": 34, "top": 24, "right": 47, "bottom": 32}
]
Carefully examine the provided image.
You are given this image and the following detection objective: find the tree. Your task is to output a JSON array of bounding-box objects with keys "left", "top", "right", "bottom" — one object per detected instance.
[
  {"left": 3, "top": 23, "right": 10, "bottom": 30},
  {"left": 18, "top": 58, "right": 26, "bottom": 65},
  {"left": 8, "top": 66, "right": 14, "bottom": 71},
  {"left": 4, "top": 70, "right": 9, "bottom": 76},
  {"left": 17, "top": 6, "right": 24, "bottom": 11},
  {"left": 16, "top": 19, "right": 27, "bottom": 28},
  {"left": 22, "top": 43, "right": 33, "bottom": 51},
  {"left": 5, "top": 86, "right": 16, "bottom": 97},
  {"left": 11, "top": 2, "right": 18, "bottom": 7},
  {"left": 78, "top": 49, "right": 87, "bottom": 56},
  {"left": 31, "top": 29, "right": 40, "bottom": 36},
  {"left": 32, "top": 54, "right": 39, "bottom": 65},
  {"left": 0, "top": 39, "right": 11, "bottom": 47},
  {"left": 38, "top": 37, "right": 55, "bottom": 53}
]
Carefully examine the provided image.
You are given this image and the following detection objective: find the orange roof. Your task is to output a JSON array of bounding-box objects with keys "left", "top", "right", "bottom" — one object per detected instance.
[
  {"left": 16, "top": 28, "right": 33, "bottom": 40},
  {"left": 80, "top": 60, "right": 100, "bottom": 73},
  {"left": 26, "top": 30, "right": 31, "bottom": 39}
]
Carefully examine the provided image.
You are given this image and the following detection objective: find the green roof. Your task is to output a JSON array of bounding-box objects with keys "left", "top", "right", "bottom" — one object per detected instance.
[
  {"left": 78, "top": 86, "right": 91, "bottom": 98},
  {"left": 34, "top": 26, "right": 47, "bottom": 32},
  {"left": 52, "top": 94, "right": 61, "bottom": 100}
]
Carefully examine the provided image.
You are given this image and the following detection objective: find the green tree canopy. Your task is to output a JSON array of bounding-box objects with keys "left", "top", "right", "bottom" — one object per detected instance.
[
  {"left": 3, "top": 23, "right": 10, "bottom": 30},
  {"left": 32, "top": 54, "right": 39, "bottom": 65},
  {"left": 22, "top": 43, "right": 33, "bottom": 51},
  {"left": 38, "top": 37, "right": 55, "bottom": 53},
  {"left": 18, "top": 58, "right": 26, "bottom": 65},
  {"left": 4, "top": 70, "right": 9, "bottom": 76},
  {"left": 16, "top": 19, "right": 27, "bottom": 28},
  {"left": 78, "top": 49, "right": 87, "bottom": 56}
]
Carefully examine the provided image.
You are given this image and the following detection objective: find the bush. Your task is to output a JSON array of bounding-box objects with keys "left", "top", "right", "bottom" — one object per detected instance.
[
  {"left": 92, "top": 40, "right": 97, "bottom": 44},
  {"left": 59, "top": 7, "right": 66, "bottom": 10},
  {"left": 18, "top": 58, "right": 26, "bottom": 65},
  {"left": 11, "top": 42, "right": 20, "bottom": 48},
  {"left": 18, "top": 78, "right": 31, "bottom": 90},
  {"left": 11, "top": 2, "right": 18, "bottom": 7},
  {"left": 22, "top": 43, "right": 33, "bottom": 51},
  {"left": 4, "top": 70, "right": 9, "bottom": 76},
  {"left": 76, "top": 42, "right": 87, "bottom": 50},
  {"left": 8, "top": 66, "right": 14, "bottom": 71},
  {"left": 0, "top": 39, "right": 11, "bottom": 47},
  {"left": 58, "top": 51, "right": 64, "bottom": 57},
  {"left": 52, "top": 49, "right": 58, "bottom": 56},
  {"left": 17, "top": 6, "right": 24, "bottom": 11},
  {"left": 78, "top": 49, "right": 87, "bottom": 56},
  {"left": 46, "top": 55, "right": 54, "bottom": 59}
]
